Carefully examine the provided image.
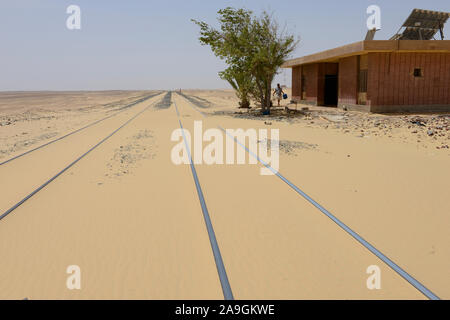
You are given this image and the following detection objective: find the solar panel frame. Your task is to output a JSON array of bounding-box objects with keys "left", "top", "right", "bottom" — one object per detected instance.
[
  {"left": 391, "top": 8, "right": 450, "bottom": 40},
  {"left": 400, "top": 27, "right": 438, "bottom": 40},
  {"left": 403, "top": 9, "right": 449, "bottom": 29}
]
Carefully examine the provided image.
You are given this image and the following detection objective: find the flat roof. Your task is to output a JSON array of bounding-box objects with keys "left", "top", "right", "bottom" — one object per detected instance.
[{"left": 282, "top": 40, "right": 450, "bottom": 68}]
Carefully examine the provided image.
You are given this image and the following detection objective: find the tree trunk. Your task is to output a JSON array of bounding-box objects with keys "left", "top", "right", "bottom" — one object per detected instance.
[
  {"left": 266, "top": 74, "right": 275, "bottom": 111},
  {"left": 265, "top": 84, "right": 271, "bottom": 110},
  {"left": 240, "top": 96, "right": 250, "bottom": 108},
  {"left": 260, "top": 94, "right": 266, "bottom": 112},
  {"left": 264, "top": 75, "right": 272, "bottom": 111},
  {"left": 256, "top": 81, "right": 265, "bottom": 113}
]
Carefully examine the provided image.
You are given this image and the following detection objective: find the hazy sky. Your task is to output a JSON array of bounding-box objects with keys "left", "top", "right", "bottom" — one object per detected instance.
[{"left": 0, "top": 0, "right": 449, "bottom": 91}]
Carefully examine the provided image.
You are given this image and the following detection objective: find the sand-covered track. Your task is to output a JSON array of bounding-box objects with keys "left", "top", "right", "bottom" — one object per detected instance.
[
  {"left": 178, "top": 91, "right": 212, "bottom": 109},
  {"left": 0, "top": 96, "right": 162, "bottom": 222},
  {"left": 220, "top": 124, "right": 439, "bottom": 300},
  {"left": 154, "top": 91, "right": 173, "bottom": 109},
  {"left": 0, "top": 90, "right": 445, "bottom": 299},
  {"left": 174, "top": 91, "right": 442, "bottom": 300},
  {"left": 173, "top": 98, "right": 233, "bottom": 300},
  {"left": 0, "top": 91, "right": 223, "bottom": 300},
  {"left": 0, "top": 93, "right": 162, "bottom": 167}
]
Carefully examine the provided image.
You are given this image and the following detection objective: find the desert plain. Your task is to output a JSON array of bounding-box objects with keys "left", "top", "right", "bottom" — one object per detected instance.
[{"left": 0, "top": 89, "right": 448, "bottom": 299}]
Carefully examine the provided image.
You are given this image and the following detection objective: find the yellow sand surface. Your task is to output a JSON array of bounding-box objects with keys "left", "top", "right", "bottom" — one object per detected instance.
[{"left": 0, "top": 90, "right": 448, "bottom": 299}]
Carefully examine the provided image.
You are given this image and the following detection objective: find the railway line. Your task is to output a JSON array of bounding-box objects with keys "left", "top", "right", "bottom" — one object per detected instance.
[
  {"left": 0, "top": 90, "right": 445, "bottom": 299},
  {"left": 0, "top": 91, "right": 223, "bottom": 299},
  {"left": 0, "top": 92, "right": 161, "bottom": 167},
  {"left": 173, "top": 91, "right": 440, "bottom": 300},
  {"left": 173, "top": 98, "right": 234, "bottom": 300},
  {"left": 0, "top": 93, "right": 163, "bottom": 221}
]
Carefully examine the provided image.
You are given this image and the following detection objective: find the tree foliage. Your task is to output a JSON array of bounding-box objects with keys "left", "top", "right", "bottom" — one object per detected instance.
[
  {"left": 193, "top": 7, "right": 298, "bottom": 112},
  {"left": 219, "top": 63, "right": 253, "bottom": 108}
]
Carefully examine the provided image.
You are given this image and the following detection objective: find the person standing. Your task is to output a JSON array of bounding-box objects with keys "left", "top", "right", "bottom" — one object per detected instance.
[{"left": 273, "top": 84, "right": 284, "bottom": 107}]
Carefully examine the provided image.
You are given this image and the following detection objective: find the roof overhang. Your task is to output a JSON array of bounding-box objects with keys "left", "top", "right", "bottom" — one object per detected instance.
[{"left": 282, "top": 40, "right": 450, "bottom": 68}]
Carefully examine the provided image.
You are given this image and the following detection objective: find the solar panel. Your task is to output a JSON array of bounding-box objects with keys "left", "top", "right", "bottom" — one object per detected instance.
[{"left": 390, "top": 9, "right": 450, "bottom": 40}]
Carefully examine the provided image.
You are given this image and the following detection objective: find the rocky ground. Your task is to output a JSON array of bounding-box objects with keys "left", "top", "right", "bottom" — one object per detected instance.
[
  {"left": 0, "top": 91, "right": 159, "bottom": 161},
  {"left": 257, "top": 138, "right": 318, "bottom": 157},
  {"left": 105, "top": 129, "right": 157, "bottom": 179},
  {"left": 155, "top": 91, "right": 172, "bottom": 109},
  {"left": 229, "top": 106, "right": 450, "bottom": 152}
]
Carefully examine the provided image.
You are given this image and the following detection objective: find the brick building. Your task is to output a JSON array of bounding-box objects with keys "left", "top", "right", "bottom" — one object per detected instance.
[{"left": 282, "top": 40, "right": 450, "bottom": 113}]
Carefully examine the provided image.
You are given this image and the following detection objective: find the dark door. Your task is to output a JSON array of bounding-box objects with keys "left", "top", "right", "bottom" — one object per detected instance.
[{"left": 324, "top": 75, "right": 338, "bottom": 106}]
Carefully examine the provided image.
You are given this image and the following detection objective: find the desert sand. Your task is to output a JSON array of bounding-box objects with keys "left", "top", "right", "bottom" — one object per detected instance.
[{"left": 0, "top": 90, "right": 448, "bottom": 300}]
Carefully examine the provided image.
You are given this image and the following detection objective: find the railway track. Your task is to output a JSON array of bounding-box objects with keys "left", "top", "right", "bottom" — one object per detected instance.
[
  {"left": 0, "top": 90, "right": 441, "bottom": 299},
  {"left": 173, "top": 98, "right": 234, "bottom": 300},
  {"left": 0, "top": 94, "right": 163, "bottom": 222},
  {"left": 174, "top": 91, "right": 440, "bottom": 300},
  {"left": 0, "top": 92, "right": 161, "bottom": 167}
]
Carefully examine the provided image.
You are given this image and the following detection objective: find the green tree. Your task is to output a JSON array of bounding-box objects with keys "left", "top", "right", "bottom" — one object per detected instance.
[
  {"left": 192, "top": 8, "right": 298, "bottom": 113},
  {"left": 246, "top": 11, "right": 298, "bottom": 112},
  {"left": 192, "top": 8, "right": 254, "bottom": 109},
  {"left": 219, "top": 64, "right": 253, "bottom": 108}
]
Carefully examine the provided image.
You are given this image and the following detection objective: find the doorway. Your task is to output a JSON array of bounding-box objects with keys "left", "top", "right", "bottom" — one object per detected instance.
[{"left": 324, "top": 75, "right": 338, "bottom": 106}]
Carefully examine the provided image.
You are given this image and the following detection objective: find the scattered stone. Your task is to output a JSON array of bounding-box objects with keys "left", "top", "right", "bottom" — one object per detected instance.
[
  {"left": 323, "top": 115, "right": 345, "bottom": 122},
  {"left": 410, "top": 118, "right": 427, "bottom": 126},
  {"left": 257, "top": 139, "right": 317, "bottom": 156},
  {"left": 106, "top": 130, "right": 156, "bottom": 178}
]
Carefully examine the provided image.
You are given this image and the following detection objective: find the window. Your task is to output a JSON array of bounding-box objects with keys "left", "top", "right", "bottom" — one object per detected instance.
[{"left": 413, "top": 68, "right": 423, "bottom": 77}]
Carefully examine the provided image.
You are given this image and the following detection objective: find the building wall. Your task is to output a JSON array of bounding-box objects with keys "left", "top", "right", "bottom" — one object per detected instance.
[
  {"left": 317, "top": 63, "right": 325, "bottom": 105},
  {"left": 324, "top": 63, "right": 339, "bottom": 75},
  {"left": 368, "top": 52, "right": 450, "bottom": 112},
  {"left": 291, "top": 63, "right": 339, "bottom": 105},
  {"left": 338, "top": 56, "right": 358, "bottom": 106},
  {"left": 292, "top": 66, "right": 302, "bottom": 98},
  {"left": 289, "top": 48, "right": 450, "bottom": 112},
  {"left": 302, "top": 64, "right": 319, "bottom": 104}
]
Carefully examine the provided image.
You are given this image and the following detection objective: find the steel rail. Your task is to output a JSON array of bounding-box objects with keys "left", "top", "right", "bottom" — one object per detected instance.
[
  {"left": 173, "top": 98, "right": 234, "bottom": 300},
  {"left": 0, "top": 92, "right": 162, "bottom": 166},
  {"left": 0, "top": 96, "right": 161, "bottom": 222},
  {"left": 176, "top": 92, "right": 440, "bottom": 300}
]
